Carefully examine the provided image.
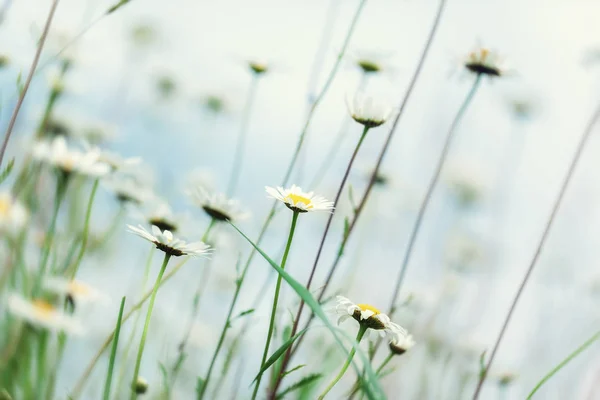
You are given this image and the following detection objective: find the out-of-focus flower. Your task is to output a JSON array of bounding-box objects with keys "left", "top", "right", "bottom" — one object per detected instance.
[
  {"left": 0, "top": 54, "right": 9, "bottom": 69},
  {"left": 464, "top": 47, "right": 506, "bottom": 77},
  {"left": 266, "top": 185, "right": 334, "bottom": 213},
  {"left": 497, "top": 371, "right": 518, "bottom": 386},
  {"left": 135, "top": 377, "right": 149, "bottom": 394},
  {"left": 335, "top": 296, "right": 407, "bottom": 339},
  {"left": 105, "top": 176, "right": 154, "bottom": 205},
  {"left": 346, "top": 93, "right": 392, "bottom": 128},
  {"left": 127, "top": 224, "right": 211, "bottom": 257},
  {"left": 43, "top": 277, "right": 110, "bottom": 305},
  {"left": 189, "top": 186, "right": 249, "bottom": 222},
  {"left": 32, "top": 136, "right": 110, "bottom": 177},
  {"left": 248, "top": 59, "right": 269, "bottom": 75},
  {"left": 156, "top": 75, "right": 177, "bottom": 99},
  {"left": 145, "top": 202, "right": 179, "bottom": 232},
  {"left": 0, "top": 192, "right": 28, "bottom": 234},
  {"left": 389, "top": 333, "right": 416, "bottom": 355},
  {"left": 201, "top": 94, "right": 228, "bottom": 114},
  {"left": 93, "top": 148, "right": 141, "bottom": 172},
  {"left": 7, "top": 294, "right": 84, "bottom": 335}
]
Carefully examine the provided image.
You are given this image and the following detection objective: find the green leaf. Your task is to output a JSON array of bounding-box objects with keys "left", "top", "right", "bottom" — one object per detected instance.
[
  {"left": 479, "top": 350, "right": 487, "bottom": 379},
  {"left": 106, "top": 0, "right": 130, "bottom": 14},
  {"left": 229, "top": 222, "right": 386, "bottom": 400},
  {"left": 252, "top": 328, "right": 308, "bottom": 385},
  {"left": 276, "top": 373, "right": 322, "bottom": 400},
  {"left": 282, "top": 364, "right": 305, "bottom": 378},
  {"left": 195, "top": 377, "right": 205, "bottom": 400},
  {"left": 159, "top": 362, "right": 170, "bottom": 397},
  {"left": 0, "top": 158, "right": 14, "bottom": 185},
  {"left": 233, "top": 308, "right": 254, "bottom": 320}
]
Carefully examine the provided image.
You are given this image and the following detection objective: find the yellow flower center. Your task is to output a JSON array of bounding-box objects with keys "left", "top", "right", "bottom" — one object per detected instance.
[
  {"left": 0, "top": 198, "right": 10, "bottom": 217},
  {"left": 32, "top": 300, "right": 56, "bottom": 320},
  {"left": 285, "top": 194, "right": 312, "bottom": 208},
  {"left": 69, "top": 281, "right": 91, "bottom": 296},
  {"left": 61, "top": 157, "right": 76, "bottom": 171},
  {"left": 356, "top": 304, "right": 381, "bottom": 315}
]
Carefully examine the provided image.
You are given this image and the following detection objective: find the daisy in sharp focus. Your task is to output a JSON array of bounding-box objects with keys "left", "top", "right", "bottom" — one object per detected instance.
[
  {"left": 335, "top": 295, "right": 407, "bottom": 339},
  {"left": 7, "top": 293, "right": 84, "bottom": 335},
  {"left": 346, "top": 93, "right": 393, "bottom": 128},
  {"left": 188, "top": 186, "right": 249, "bottom": 222},
  {"left": 127, "top": 224, "right": 211, "bottom": 257},
  {"left": 32, "top": 136, "right": 110, "bottom": 177},
  {"left": 266, "top": 185, "right": 334, "bottom": 213}
]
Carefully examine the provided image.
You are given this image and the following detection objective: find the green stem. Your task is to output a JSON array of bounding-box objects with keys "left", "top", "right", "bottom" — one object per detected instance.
[
  {"left": 35, "top": 173, "right": 68, "bottom": 295},
  {"left": 130, "top": 253, "right": 171, "bottom": 400},
  {"left": 376, "top": 353, "right": 393, "bottom": 375},
  {"left": 67, "top": 178, "right": 99, "bottom": 278},
  {"left": 35, "top": 331, "right": 49, "bottom": 397},
  {"left": 318, "top": 324, "right": 368, "bottom": 400},
  {"left": 251, "top": 211, "right": 300, "bottom": 400},
  {"left": 103, "top": 296, "right": 126, "bottom": 400},
  {"left": 227, "top": 75, "right": 260, "bottom": 196},
  {"left": 526, "top": 329, "right": 600, "bottom": 399}
]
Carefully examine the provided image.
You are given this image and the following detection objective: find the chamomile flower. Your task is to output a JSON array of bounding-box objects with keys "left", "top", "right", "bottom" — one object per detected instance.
[
  {"left": 335, "top": 296, "right": 407, "bottom": 338},
  {"left": 43, "top": 277, "right": 110, "bottom": 305},
  {"left": 93, "top": 148, "right": 141, "bottom": 172},
  {"left": 0, "top": 192, "right": 28, "bottom": 234},
  {"left": 32, "top": 136, "right": 110, "bottom": 177},
  {"left": 189, "top": 186, "right": 248, "bottom": 222},
  {"left": 248, "top": 59, "right": 269, "bottom": 75},
  {"left": 265, "top": 185, "right": 334, "bottom": 213},
  {"left": 464, "top": 47, "right": 506, "bottom": 77},
  {"left": 145, "top": 202, "right": 179, "bottom": 232},
  {"left": 104, "top": 176, "right": 153, "bottom": 205},
  {"left": 346, "top": 93, "right": 393, "bottom": 128},
  {"left": 389, "top": 333, "right": 416, "bottom": 355},
  {"left": 127, "top": 224, "right": 211, "bottom": 257},
  {"left": 7, "top": 294, "right": 84, "bottom": 335}
]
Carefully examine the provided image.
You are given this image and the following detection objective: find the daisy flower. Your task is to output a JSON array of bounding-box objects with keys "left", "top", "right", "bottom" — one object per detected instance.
[
  {"left": 43, "top": 277, "right": 110, "bottom": 306},
  {"left": 248, "top": 59, "right": 269, "bottom": 75},
  {"left": 188, "top": 186, "right": 249, "bottom": 222},
  {"left": 7, "top": 294, "right": 84, "bottom": 335},
  {"left": 145, "top": 202, "right": 179, "bottom": 232},
  {"left": 346, "top": 93, "right": 393, "bottom": 128},
  {"left": 104, "top": 176, "right": 153, "bottom": 206},
  {"left": 389, "top": 333, "right": 416, "bottom": 355},
  {"left": 265, "top": 185, "right": 334, "bottom": 213},
  {"left": 127, "top": 224, "right": 211, "bottom": 257},
  {"left": 0, "top": 192, "right": 28, "bottom": 234},
  {"left": 32, "top": 136, "right": 110, "bottom": 177},
  {"left": 335, "top": 295, "right": 407, "bottom": 338},
  {"left": 94, "top": 148, "right": 141, "bottom": 172},
  {"left": 464, "top": 47, "right": 506, "bottom": 77}
]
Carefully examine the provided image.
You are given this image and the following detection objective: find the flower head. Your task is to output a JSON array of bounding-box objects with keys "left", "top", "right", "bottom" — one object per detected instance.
[
  {"left": 32, "top": 136, "right": 110, "bottom": 177},
  {"left": 266, "top": 185, "right": 333, "bottom": 213},
  {"left": 0, "top": 192, "right": 28, "bottom": 234},
  {"left": 127, "top": 224, "right": 211, "bottom": 257},
  {"left": 145, "top": 202, "right": 179, "bottom": 232},
  {"left": 189, "top": 186, "right": 248, "bottom": 222},
  {"left": 346, "top": 93, "right": 392, "bottom": 128},
  {"left": 335, "top": 296, "right": 407, "bottom": 339},
  {"left": 389, "top": 333, "right": 415, "bottom": 355},
  {"left": 248, "top": 60, "right": 269, "bottom": 75},
  {"left": 7, "top": 293, "right": 84, "bottom": 335},
  {"left": 464, "top": 47, "right": 506, "bottom": 77},
  {"left": 105, "top": 176, "right": 153, "bottom": 205},
  {"left": 43, "top": 277, "right": 110, "bottom": 306}
]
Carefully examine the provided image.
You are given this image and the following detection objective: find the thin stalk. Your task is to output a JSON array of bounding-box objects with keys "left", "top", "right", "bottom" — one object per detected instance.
[
  {"left": 227, "top": 75, "right": 260, "bottom": 196},
  {"left": 375, "top": 353, "right": 393, "bottom": 375},
  {"left": 472, "top": 102, "right": 600, "bottom": 399},
  {"left": 318, "top": 324, "right": 367, "bottom": 400},
  {"left": 0, "top": 0, "right": 60, "bottom": 167},
  {"left": 274, "top": 126, "right": 369, "bottom": 395},
  {"left": 251, "top": 211, "right": 300, "bottom": 400},
  {"left": 526, "top": 329, "right": 600, "bottom": 399},
  {"left": 284, "top": 0, "right": 447, "bottom": 366},
  {"left": 35, "top": 331, "right": 49, "bottom": 397},
  {"left": 71, "top": 257, "right": 190, "bottom": 399},
  {"left": 67, "top": 178, "right": 100, "bottom": 278},
  {"left": 103, "top": 296, "right": 126, "bottom": 400},
  {"left": 130, "top": 253, "right": 171, "bottom": 400}
]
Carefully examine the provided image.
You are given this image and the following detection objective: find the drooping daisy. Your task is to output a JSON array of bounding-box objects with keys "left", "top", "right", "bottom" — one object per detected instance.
[
  {"left": 265, "top": 185, "right": 334, "bottom": 213},
  {"left": 389, "top": 333, "right": 416, "bottom": 355},
  {"left": 0, "top": 192, "right": 28, "bottom": 234},
  {"left": 464, "top": 47, "right": 506, "bottom": 77},
  {"left": 127, "top": 224, "right": 211, "bottom": 257},
  {"left": 7, "top": 294, "right": 84, "bottom": 335},
  {"left": 188, "top": 186, "right": 249, "bottom": 222},
  {"left": 32, "top": 136, "right": 110, "bottom": 177},
  {"left": 335, "top": 296, "right": 407, "bottom": 339},
  {"left": 346, "top": 93, "right": 393, "bottom": 128},
  {"left": 43, "top": 277, "right": 110, "bottom": 306}
]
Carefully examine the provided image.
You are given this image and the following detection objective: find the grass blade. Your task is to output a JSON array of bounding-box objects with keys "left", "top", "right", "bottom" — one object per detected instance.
[
  {"left": 276, "top": 373, "right": 322, "bottom": 400},
  {"left": 103, "top": 296, "right": 126, "bottom": 400},
  {"left": 252, "top": 328, "right": 308, "bottom": 384}
]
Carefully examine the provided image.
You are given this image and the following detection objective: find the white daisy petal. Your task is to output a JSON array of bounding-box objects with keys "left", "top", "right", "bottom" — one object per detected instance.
[{"left": 127, "top": 224, "right": 211, "bottom": 257}]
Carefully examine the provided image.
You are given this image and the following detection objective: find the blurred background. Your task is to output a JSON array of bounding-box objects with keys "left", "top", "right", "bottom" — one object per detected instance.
[{"left": 2, "top": 0, "right": 600, "bottom": 398}]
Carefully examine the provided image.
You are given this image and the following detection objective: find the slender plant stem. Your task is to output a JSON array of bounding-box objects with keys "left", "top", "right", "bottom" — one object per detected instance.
[
  {"left": 273, "top": 126, "right": 369, "bottom": 395},
  {"left": 251, "top": 211, "right": 300, "bottom": 400},
  {"left": 284, "top": 0, "right": 447, "bottom": 366},
  {"left": 376, "top": 353, "right": 393, "bottom": 375},
  {"left": 67, "top": 178, "right": 99, "bottom": 278},
  {"left": 526, "top": 328, "right": 600, "bottom": 399},
  {"left": 388, "top": 73, "right": 482, "bottom": 316},
  {"left": 318, "top": 325, "right": 367, "bottom": 400},
  {"left": 472, "top": 102, "right": 600, "bottom": 399},
  {"left": 36, "top": 331, "right": 49, "bottom": 397},
  {"left": 130, "top": 253, "right": 171, "bottom": 400},
  {"left": 70, "top": 257, "right": 190, "bottom": 399},
  {"left": 227, "top": 75, "right": 260, "bottom": 196},
  {"left": 103, "top": 296, "right": 126, "bottom": 400},
  {"left": 0, "top": 0, "right": 60, "bottom": 167}
]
